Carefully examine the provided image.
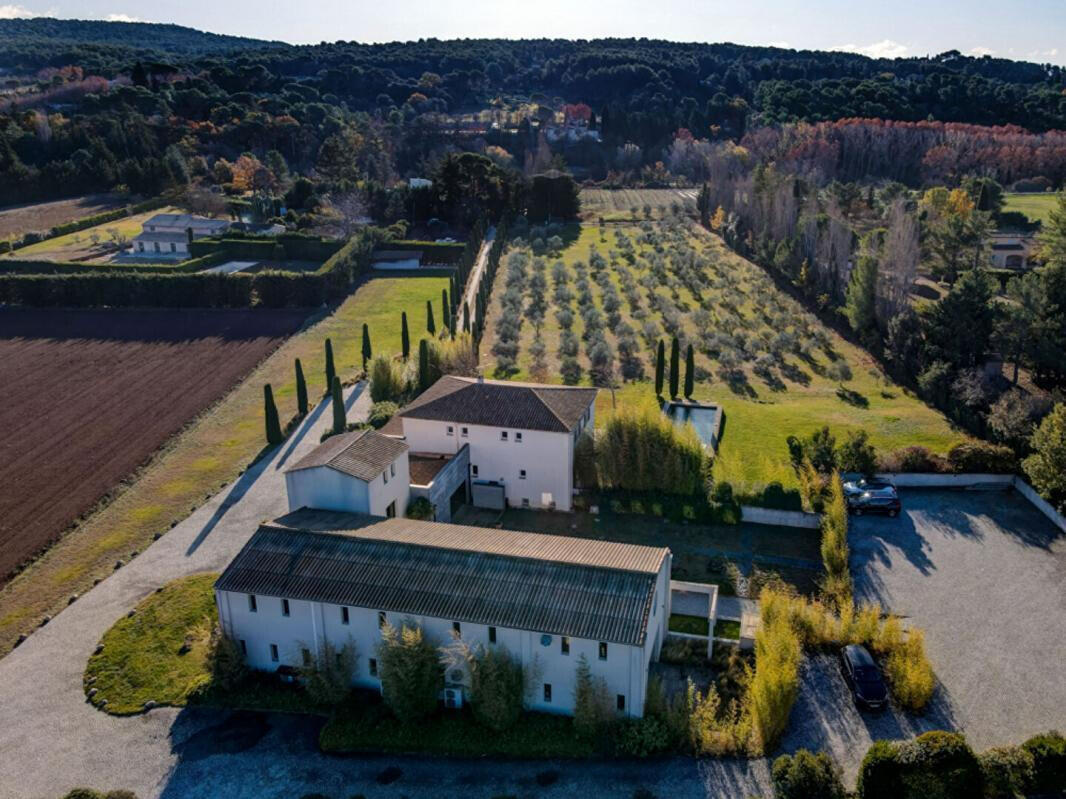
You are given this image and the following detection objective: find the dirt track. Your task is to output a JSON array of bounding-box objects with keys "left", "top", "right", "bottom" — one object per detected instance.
[{"left": 0, "top": 308, "right": 307, "bottom": 580}]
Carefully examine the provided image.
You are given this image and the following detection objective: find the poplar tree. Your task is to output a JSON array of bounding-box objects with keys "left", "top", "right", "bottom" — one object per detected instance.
[
  {"left": 264, "top": 384, "right": 283, "bottom": 445},
  {"left": 331, "top": 375, "right": 346, "bottom": 434},
  {"left": 295, "top": 358, "right": 308, "bottom": 416},
  {"left": 462, "top": 301, "right": 470, "bottom": 333},
  {"left": 418, "top": 338, "right": 430, "bottom": 392},
  {"left": 324, "top": 338, "right": 336, "bottom": 389},
  {"left": 669, "top": 336, "right": 680, "bottom": 399},
  {"left": 684, "top": 344, "right": 695, "bottom": 398},
  {"left": 655, "top": 340, "right": 665, "bottom": 397},
  {"left": 441, "top": 289, "right": 451, "bottom": 333},
  {"left": 426, "top": 299, "right": 436, "bottom": 335},
  {"left": 361, "top": 323, "right": 371, "bottom": 370},
  {"left": 401, "top": 311, "right": 410, "bottom": 360}
]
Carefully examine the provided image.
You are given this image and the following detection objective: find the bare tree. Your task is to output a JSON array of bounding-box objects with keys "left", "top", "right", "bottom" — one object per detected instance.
[
  {"left": 323, "top": 191, "right": 369, "bottom": 238},
  {"left": 182, "top": 186, "right": 229, "bottom": 218},
  {"left": 876, "top": 199, "right": 919, "bottom": 329}
]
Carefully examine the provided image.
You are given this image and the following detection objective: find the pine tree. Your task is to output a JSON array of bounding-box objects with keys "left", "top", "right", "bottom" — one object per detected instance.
[
  {"left": 401, "top": 311, "right": 410, "bottom": 360},
  {"left": 324, "top": 338, "right": 336, "bottom": 389},
  {"left": 844, "top": 234, "right": 881, "bottom": 348},
  {"left": 331, "top": 375, "right": 346, "bottom": 434},
  {"left": 655, "top": 340, "right": 665, "bottom": 397},
  {"left": 418, "top": 338, "right": 430, "bottom": 392},
  {"left": 684, "top": 344, "right": 695, "bottom": 398},
  {"left": 361, "top": 323, "right": 371, "bottom": 370},
  {"left": 426, "top": 299, "right": 436, "bottom": 335},
  {"left": 295, "top": 358, "right": 308, "bottom": 416},
  {"left": 264, "top": 384, "right": 283, "bottom": 445},
  {"left": 441, "top": 289, "right": 451, "bottom": 333},
  {"left": 669, "top": 337, "right": 680, "bottom": 399}
]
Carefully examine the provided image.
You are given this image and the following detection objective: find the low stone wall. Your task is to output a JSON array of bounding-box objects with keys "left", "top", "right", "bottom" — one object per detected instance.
[
  {"left": 741, "top": 505, "right": 821, "bottom": 529},
  {"left": 875, "top": 472, "right": 1013, "bottom": 489},
  {"left": 1012, "top": 477, "right": 1066, "bottom": 534}
]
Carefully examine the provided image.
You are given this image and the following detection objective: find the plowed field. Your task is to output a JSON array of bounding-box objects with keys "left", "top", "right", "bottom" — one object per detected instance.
[{"left": 0, "top": 308, "right": 307, "bottom": 580}]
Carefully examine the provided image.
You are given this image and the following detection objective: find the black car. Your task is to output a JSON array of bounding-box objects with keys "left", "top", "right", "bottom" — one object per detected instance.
[
  {"left": 847, "top": 485, "right": 901, "bottom": 517},
  {"left": 840, "top": 644, "right": 889, "bottom": 710}
]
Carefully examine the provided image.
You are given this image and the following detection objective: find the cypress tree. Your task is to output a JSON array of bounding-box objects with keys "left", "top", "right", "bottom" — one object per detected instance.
[
  {"left": 462, "top": 301, "right": 470, "bottom": 333},
  {"left": 684, "top": 344, "right": 695, "bottom": 398},
  {"left": 401, "top": 311, "right": 410, "bottom": 360},
  {"left": 361, "top": 323, "right": 371, "bottom": 370},
  {"left": 441, "top": 289, "right": 451, "bottom": 333},
  {"left": 426, "top": 299, "right": 435, "bottom": 335},
  {"left": 669, "top": 336, "right": 680, "bottom": 399},
  {"left": 324, "top": 338, "right": 335, "bottom": 389},
  {"left": 295, "top": 358, "right": 308, "bottom": 416},
  {"left": 418, "top": 338, "right": 430, "bottom": 392},
  {"left": 331, "top": 375, "right": 346, "bottom": 434},
  {"left": 264, "top": 384, "right": 283, "bottom": 445},
  {"left": 655, "top": 340, "right": 665, "bottom": 397}
]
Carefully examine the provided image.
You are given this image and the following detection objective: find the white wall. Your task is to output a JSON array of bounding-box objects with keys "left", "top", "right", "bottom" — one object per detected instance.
[
  {"left": 400, "top": 406, "right": 593, "bottom": 512},
  {"left": 215, "top": 555, "right": 668, "bottom": 718},
  {"left": 285, "top": 452, "right": 411, "bottom": 518}
]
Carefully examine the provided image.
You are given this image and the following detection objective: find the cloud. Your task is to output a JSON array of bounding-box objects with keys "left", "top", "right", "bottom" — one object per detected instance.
[
  {"left": 1027, "top": 47, "right": 1059, "bottom": 61},
  {"left": 767, "top": 41, "right": 792, "bottom": 50},
  {"left": 968, "top": 46, "right": 995, "bottom": 57},
  {"left": 0, "top": 4, "right": 36, "bottom": 18},
  {"left": 831, "top": 39, "right": 910, "bottom": 59},
  {"left": 105, "top": 12, "right": 141, "bottom": 22}
]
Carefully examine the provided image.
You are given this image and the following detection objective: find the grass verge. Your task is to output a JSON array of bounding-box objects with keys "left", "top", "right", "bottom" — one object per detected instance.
[
  {"left": 714, "top": 619, "right": 741, "bottom": 640},
  {"left": 669, "top": 613, "right": 710, "bottom": 636}
]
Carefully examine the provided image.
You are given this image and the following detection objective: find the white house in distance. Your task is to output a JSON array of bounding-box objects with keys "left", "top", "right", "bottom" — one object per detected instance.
[
  {"left": 381, "top": 375, "right": 596, "bottom": 512},
  {"left": 988, "top": 230, "right": 1039, "bottom": 271},
  {"left": 284, "top": 429, "right": 411, "bottom": 519},
  {"left": 131, "top": 212, "right": 230, "bottom": 257},
  {"left": 214, "top": 508, "right": 672, "bottom": 718}
]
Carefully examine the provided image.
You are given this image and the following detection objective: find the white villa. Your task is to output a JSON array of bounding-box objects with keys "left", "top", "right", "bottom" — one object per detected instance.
[
  {"left": 131, "top": 213, "right": 230, "bottom": 257},
  {"left": 214, "top": 509, "right": 672, "bottom": 718},
  {"left": 988, "top": 230, "right": 1039, "bottom": 271},
  {"left": 381, "top": 375, "right": 596, "bottom": 513}
]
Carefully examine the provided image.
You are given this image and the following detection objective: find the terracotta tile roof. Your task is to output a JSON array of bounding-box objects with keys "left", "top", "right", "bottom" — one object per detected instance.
[
  {"left": 396, "top": 376, "right": 596, "bottom": 433},
  {"left": 215, "top": 509, "right": 668, "bottom": 646},
  {"left": 408, "top": 452, "right": 451, "bottom": 486},
  {"left": 286, "top": 428, "right": 408, "bottom": 482}
]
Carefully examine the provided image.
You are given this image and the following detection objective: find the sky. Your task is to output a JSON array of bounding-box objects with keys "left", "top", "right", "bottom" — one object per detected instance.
[{"left": 1, "top": 0, "right": 1064, "bottom": 65}]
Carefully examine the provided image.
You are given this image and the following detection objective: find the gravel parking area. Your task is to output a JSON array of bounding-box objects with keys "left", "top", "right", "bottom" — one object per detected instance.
[{"left": 849, "top": 488, "right": 1066, "bottom": 751}]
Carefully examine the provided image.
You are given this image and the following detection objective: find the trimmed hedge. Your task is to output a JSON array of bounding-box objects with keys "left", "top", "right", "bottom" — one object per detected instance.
[
  {"left": 0, "top": 251, "right": 227, "bottom": 276},
  {"left": 857, "top": 731, "right": 982, "bottom": 799},
  {"left": 385, "top": 240, "right": 467, "bottom": 264}
]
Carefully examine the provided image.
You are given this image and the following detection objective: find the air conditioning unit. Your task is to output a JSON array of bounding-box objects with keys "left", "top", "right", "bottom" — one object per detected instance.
[{"left": 443, "top": 687, "right": 463, "bottom": 710}]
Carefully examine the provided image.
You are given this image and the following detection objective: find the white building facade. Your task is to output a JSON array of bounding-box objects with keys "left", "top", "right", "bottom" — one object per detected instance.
[
  {"left": 132, "top": 213, "right": 230, "bottom": 257},
  {"left": 215, "top": 512, "right": 671, "bottom": 718}
]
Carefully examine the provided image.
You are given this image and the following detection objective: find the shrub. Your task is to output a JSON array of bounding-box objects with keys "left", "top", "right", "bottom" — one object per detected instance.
[
  {"left": 879, "top": 445, "right": 947, "bottom": 473},
  {"left": 376, "top": 623, "right": 443, "bottom": 724},
  {"left": 819, "top": 473, "right": 851, "bottom": 610},
  {"left": 63, "top": 791, "right": 104, "bottom": 799},
  {"left": 771, "top": 749, "right": 846, "bottom": 799},
  {"left": 894, "top": 731, "right": 983, "bottom": 799},
  {"left": 837, "top": 430, "right": 878, "bottom": 476},
  {"left": 206, "top": 625, "right": 248, "bottom": 692},
  {"left": 405, "top": 497, "right": 434, "bottom": 520},
  {"left": 369, "top": 355, "right": 404, "bottom": 403},
  {"left": 749, "top": 588, "right": 803, "bottom": 754},
  {"left": 883, "top": 628, "right": 935, "bottom": 712},
  {"left": 946, "top": 442, "right": 1017, "bottom": 474},
  {"left": 573, "top": 655, "right": 614, "bottom": 740},
  {"left": 595, "top": 406, "right": 705, "bottom": 496},
  {"left": 1022, "top": 731, "right": 1066, "bottom": 792},
  {"left": 367, "top": 401, "right": 398, "bottom": 429},
  {"left": 979, "top": 745, "right": 1035, "bottom": 798},
  {"left": 857, "top": 740, "right": 903, "bottom": 799},
  {"left": 462, "top": 644, "right": 526, "bottom": 732},
  {"left": 615, "top": 717, "right": 673, "bottom": 757},
  {"left": 302, "top": 640, "right": 357, "bottom": 706}
]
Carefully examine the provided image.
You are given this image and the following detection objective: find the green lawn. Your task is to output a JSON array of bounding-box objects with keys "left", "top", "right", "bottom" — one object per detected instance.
[
  {"left": 6, "top": 206, "right": 182, "bottom": 260},
  {"left": 1003, "top": 192, "right": 1060, "bottom": 226},
  {"left": 669, "top": 613, "right": 710, "bottom": 636},
  {"left": 714, "top": 619, "right": 742, "bottom": 640}
]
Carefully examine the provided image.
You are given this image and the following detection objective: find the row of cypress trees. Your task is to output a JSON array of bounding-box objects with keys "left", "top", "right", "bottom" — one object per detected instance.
[{"left": 654, "top": 336, "right": 696, "bottom": 399}]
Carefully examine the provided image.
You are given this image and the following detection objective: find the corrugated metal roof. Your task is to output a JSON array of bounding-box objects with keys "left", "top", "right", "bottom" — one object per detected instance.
[
  {"left": 215, "top": 511, "right": 668, "bottom": 646},
  {"left": 398, "top": 376, "right": 597, "bottom": 433},
  {"left": 286, "top": 429, "right": 409, "bottom": 482}
]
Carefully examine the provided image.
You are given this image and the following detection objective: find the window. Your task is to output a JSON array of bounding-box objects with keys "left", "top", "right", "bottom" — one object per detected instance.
[
  {"left": 500, "top": 431, "right": 508, "bottom": 441},
  {"left": 390, "top": 463, "right": 396, "bottom": 477},
  {"left": 471, "top": 464, "right": 479, "bottom": 478},
  {"left": 154, "top": 241, "right": 160, "bottom": 253},
  {"left": 369, "top": 658, "right": 378, "bottom": 677},
  {"left": 515, "top": 432, "right": 523, "bottom": 443},
  {"left": 239, "top": 639, "right": 247, "bottom": 656},
  {"left": 281, "top": 599, "right": 290, "bottom": 617},
  {"left": 302, "top": 648, "right": 312, "bottom": 667},
  {"left": 169, "top": 242, "right": 176, "bottom": 253},
  {"left": 521, "top": 498, "right": 530, "bottom": 508},
  {"left": 599, "top": 642, "right": 608, "bottom": 661},
  {"left": 383, "top": 468, "right": 389, "bottom": 484},
  {"left": 378, "top": 611, "right": 387, "bottom": 628},
  {"left": 461, "top": 427, "right": 468, "bottom": 437},
  {"left": 452, "top": 621, "right": 461, "bottom": 636},
  {"left": 617, "top": 694, "right": 626, "bottom": 711},
  {"left": 270, "top": 644, "right": 279, "bottom": 662},
  {"left": 519, "top": 469, "right": 527, "bottom": 480},
  {"left": 561, "top": 636, "right": 570, "bottom": 655},
  {"left": 543, "top": 683, "right": 552, "bottom": 702},
  {"left": 488, "top": 626, "right": 497, "bottom": 644},
  {"left": 446, "top": 425, "right": 454, "bottom": 436},
  {"left": 248, "top": 594, "right": 257, "bottom": 613},
  {"left": 341, "top": 606, "right": 350, "bottom": 625},
  {"left": 386, "top": 500, "right": 396, "bottom": 518}
]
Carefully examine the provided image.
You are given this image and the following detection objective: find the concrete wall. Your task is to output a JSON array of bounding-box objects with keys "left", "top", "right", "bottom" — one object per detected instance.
[
  {"left": 409, "top": 444, "right": 470, "bottom": 523},
  {"left": 285, "top": 452, "right": 411, "bottom": 518},
  {"left": 875, "top": 472, "right": 1014, "bottom": 489},
  {"left": 216, "top": 554, "right": 670, "bottom": 718},
  {"left": 401, "top": 417, "right": 578, "bottom": 511},
  {"left": 1012, "top": 477, "right": 1066, "bottom": 534},
  {"left": 741, "top": 505, "right": 821, "bottom": 529}
]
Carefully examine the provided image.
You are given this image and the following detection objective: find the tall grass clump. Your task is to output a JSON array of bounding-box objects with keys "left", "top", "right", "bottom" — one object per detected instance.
[
  {"left": 748, "top": 588, "right": 803, "bottom": 754},
  {"left": 594, "top": 406, "right": 705, "bottom": 495},
  {"left": 819, "top": 472, "right": 852, "bottom": 609}
]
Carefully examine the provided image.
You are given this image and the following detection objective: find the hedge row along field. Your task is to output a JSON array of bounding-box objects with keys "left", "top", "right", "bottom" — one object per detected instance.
[{"left": 482, "top": 212, "right": 966, "bottom": 499}]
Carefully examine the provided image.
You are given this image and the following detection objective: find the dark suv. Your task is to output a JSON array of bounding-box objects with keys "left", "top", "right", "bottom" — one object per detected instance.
[
  {"left": 846, "top": 483, "right": 901, "bottom": 517},
  {"left": 840, "top": 644, "right": 889, "bottom": 710}
]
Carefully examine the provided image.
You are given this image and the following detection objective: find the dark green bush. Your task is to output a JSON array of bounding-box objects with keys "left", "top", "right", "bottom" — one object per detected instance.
[
  {"left": 947, "top": 442, "right": 1018, "bottom": 474},
  {"left": 857, "top": 740, "right": 903, "bottom": 799},
  {"left": 979, "top": 745, "right": 1034, "bottom": 798},
  {"left": 771, "top": 749, "right": 846, "bottom": 799},
  {"left": 367, "top": 401, "right": 398, "bottom": 429},
  {"left": 1022, "top": 731, "right": 1066, "bottom": 792},
  {"left": 62, "top": 791, "right": 103, "bottom": 799},
  {"left": 858, "top": 732, "right": 982, "bottom": 799},
  {"left": 879, "top": 445, "right": 947, "bottom": 473},
  {"left": 614, "top": 717, "right": 672, "bottom": 757}
]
